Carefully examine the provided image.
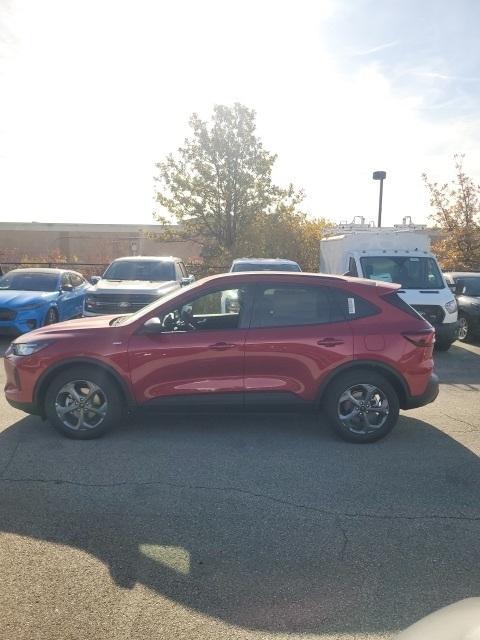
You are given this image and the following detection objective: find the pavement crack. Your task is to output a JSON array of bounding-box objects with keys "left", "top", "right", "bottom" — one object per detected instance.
[
  {"left": 443, "top": 413, "right": 479, "bottom": 430},
  {"left": 1, "top": 475, "right": 480, "bottom": 523},
  {"left": 336, "top": 520, "right": 349, "bottom": 561},
  {"left": 0, "top": 439, "right": 22, "bottom": 478}
]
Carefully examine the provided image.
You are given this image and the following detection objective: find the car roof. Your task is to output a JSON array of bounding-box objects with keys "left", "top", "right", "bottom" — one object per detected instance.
[
  {"left": 444, "top": 272, "right": 480, "bottom": 278},
  {"left": 111, "top": 256, "right": 181, "bottom": 262},
  {"left": 232, "top": 258, "right": 299, "bottom": 265},
  {"left": 5, "top": 268, "right": 65, "bottom": 275},
  {"left": 197, "top": 270, "right": 399, "bottom": 291}
]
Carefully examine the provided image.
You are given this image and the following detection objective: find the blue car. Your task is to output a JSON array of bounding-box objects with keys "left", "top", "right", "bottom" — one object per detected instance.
[{"left": 0, "top": 268, "right": 90, "bottom": 335}]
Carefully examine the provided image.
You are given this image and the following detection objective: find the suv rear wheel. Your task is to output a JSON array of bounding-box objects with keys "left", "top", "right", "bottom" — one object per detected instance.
[
  {"left": 45, "top": 366, "right": 123, "bottom": 439},
  {"left": 323, "top": 369, "right": 400, "bottom": 443}
]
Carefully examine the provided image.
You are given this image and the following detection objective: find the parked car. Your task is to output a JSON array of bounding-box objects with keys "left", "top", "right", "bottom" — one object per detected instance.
[
  {"left": 229, "top": 258, "right": 302, "bottom": 272},
  {"left": 222, "top": 257, "right": 302, "bottom": 311},
  {"left": 0, "top": 268, "right": 90, "bottom": 335},
  {"left": 4, "top": 272, "right": 438, "bottom": 442},
  {"left": 444, "top": 272, "right": 480, "bottom": 342},
  {"left": 84, "top": 256, "right": 194, "bottom": 316}
]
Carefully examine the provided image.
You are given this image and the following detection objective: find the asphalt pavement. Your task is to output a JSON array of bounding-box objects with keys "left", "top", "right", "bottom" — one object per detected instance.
[{"left": 0, "top": 337, "right": 479, "bottom": 640}]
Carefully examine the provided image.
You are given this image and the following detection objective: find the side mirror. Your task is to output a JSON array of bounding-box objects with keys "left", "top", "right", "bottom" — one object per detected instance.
[
  {"left": 90, "top": 276, "right": 101, "bottom": 285},
  {"left": 181, "top": 275, "right": 195, "bottom": 286},
  {"left": 61, "top": 284, "right": 73, "bottom": 292},
  {"left": 447, "top": 282, "right": 456, "bottom": 292},
  {"left": 141, "top": 317, "right": 163, "bottom": 334}
]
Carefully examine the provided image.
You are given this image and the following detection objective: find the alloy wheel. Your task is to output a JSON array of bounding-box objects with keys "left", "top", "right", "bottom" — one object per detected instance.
[
  {"left": 54, "top": 380, "right": 108, "bottom": 430},
  {"left": 458, "top": 316, "right": 469, "bottom": 341},
  {"left": 337, "top": 383, "right": 390, "bottom": 435}
]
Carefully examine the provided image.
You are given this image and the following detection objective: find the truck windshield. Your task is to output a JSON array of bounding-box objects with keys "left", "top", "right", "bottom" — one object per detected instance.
[
  {"left": 103, "top": 261, "right": 175, "bottom": 281},
  {"left": 360, "top": 256, "right": 444, "bottom": 289}
]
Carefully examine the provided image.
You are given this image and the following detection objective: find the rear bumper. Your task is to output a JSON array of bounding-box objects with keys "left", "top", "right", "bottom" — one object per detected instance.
[
  {"left": 403, "top": 373, "right": 439, "bottom": 410},
  {"left": 434, "top": 321, "right": 459, "bottom": 344}
]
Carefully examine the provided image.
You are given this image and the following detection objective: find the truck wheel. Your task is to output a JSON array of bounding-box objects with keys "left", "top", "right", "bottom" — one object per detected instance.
[
  {"left": 45, "top": 366, "right": 123, "bottom": 439},
  {"left": 323, "top": 370, "right": 399, "bottom": 443}
]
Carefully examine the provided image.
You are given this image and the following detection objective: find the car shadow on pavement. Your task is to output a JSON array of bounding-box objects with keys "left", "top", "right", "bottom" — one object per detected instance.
[
  {"left": 434, "top": 341, "right": 480, "bottom": 385},
  {"left": 0, "top": 411, "right": 479, "bottom": 636}
]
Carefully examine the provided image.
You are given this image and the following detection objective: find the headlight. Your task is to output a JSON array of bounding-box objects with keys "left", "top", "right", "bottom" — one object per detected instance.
[
  {"left": 445, "top": 299, "right": 457, "bottom": 314},
  {"left": 85, "top": 296, "right": 97, "bottom": 308},
  {"left": 11, "top": 341, "right": 54, "bottom": 356},
  {"left": 16, "top": 303, "right": 45, "bottom": 312}
]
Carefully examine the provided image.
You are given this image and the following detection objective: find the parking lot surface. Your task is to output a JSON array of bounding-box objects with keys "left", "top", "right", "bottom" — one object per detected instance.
[{"left": 0, "top": 337, "right": 479, "bottom": 640}]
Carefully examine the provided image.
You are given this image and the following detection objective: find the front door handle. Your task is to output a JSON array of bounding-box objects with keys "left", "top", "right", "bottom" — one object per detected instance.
[
  {"left": 209, "top": 342, "right": 237, "bottom": 351},
  {"left": 317, "top": 338, "right": 344, "bottom": 347}
]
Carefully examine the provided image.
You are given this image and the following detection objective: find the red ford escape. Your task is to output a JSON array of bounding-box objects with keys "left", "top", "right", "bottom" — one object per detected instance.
[{"left": 4, "top": 272, "right": 439, "bottom": 443}]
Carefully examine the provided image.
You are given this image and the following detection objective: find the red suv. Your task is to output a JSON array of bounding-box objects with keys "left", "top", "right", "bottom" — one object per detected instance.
[{"left": 4, "top": 272, "right": 438, "bottom": 443}]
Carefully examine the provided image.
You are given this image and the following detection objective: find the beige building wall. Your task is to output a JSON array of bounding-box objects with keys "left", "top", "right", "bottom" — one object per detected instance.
[{"left": 0, "top": 222, "right": 201, "bottom": 265}]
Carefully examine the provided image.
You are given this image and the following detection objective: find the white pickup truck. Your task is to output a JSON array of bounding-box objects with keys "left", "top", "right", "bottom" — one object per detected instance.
[
  {"left": 320, "top": 224, "right": 459, "bottom": 350},
  {"left": 84, "top": 256, "right": 194, "bottom": 316}
]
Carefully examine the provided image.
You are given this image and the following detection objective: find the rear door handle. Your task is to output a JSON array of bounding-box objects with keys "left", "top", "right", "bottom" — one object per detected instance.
[
  {"left": 317, "top": 338, "right": 344, "bottom": 347},
  {"left": 209, "top": 342, "right": 237, "bottom": 351}
]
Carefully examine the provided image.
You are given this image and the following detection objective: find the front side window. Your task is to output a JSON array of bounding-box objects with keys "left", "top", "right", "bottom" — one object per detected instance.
[
  {"left": 157, "top": 286, "right": 251, "bottom": 332},
  {"left": 69, "top": 273, "right": 84, "bottom": 288},
  {"left": 251, "top": 284, "right": 337, "bottom": 328},
  {"left": 0, "top": 272, "right": 59, "bottom": 292},
  {"left": 457, "top": 277, "right": 480, "bottom": 296},
  {"left": 103, "top": 261, "right": 175, "bottom": 282},
  {"left": 360, "top": 256, "right": 444, "bottom": 289},
  {"left": 348, "top": 257, "right": 358, "bottom": 277}
]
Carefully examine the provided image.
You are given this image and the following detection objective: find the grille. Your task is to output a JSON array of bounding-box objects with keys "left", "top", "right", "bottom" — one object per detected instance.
[
  {"left": 412, "top": 305, "right": 445, "bottom": 325},
  {"left": 0, "top": 308, "right": 16, "bottom": 321},
  {"left": 86, "top": 293, "right": 159, "bottom": 314}
]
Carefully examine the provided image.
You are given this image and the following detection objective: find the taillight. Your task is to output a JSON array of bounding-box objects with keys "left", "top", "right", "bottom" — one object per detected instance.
[{"left": 402, "top": 329, "right": 435, "bottom": 347}]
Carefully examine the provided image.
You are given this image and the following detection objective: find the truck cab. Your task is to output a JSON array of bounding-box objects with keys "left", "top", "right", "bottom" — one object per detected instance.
[{"left": 320, "top": 224, "right": 459, "bottom": 350}]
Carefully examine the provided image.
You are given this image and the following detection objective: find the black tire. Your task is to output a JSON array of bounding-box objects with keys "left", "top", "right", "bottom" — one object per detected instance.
[
  {"left": 322, "top": 369, "right": 400, "bottom": 443},
  {"left": 457, "top": 314, "right": 472, "bottom": 343},
  {"left": 44, "top": 366, "right": 123, "bottom": 439},
  {"left": 434, "top": 339, "right": 453, "bottom": 352},
  {"left": 44, "top": 307, "right": 58, "bottom": 326}
]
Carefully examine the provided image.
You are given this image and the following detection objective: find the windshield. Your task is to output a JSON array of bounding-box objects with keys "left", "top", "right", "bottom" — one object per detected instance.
[
  {"left": 360, "top": 256, "right": 444, "bottom": 289},
  {"left": 232, "top": 262, "right": 301, "bottom": 272},
  {"left": 456, "top": 277, "right": 480, "bottom": 296},
  {"left": 0, "top": 272, "right": 58, "bottom": 292},
  {"left": 103, "top": 261, "right": 175, "bottom": 281}
]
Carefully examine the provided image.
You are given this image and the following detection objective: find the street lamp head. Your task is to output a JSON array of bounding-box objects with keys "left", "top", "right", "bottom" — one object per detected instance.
[{"left": 373, "top": 171, "right": 386, "bottom": 180}]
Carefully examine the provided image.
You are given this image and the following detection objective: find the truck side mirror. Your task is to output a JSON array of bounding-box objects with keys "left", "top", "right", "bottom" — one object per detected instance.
[
  {"left": 181, "top": 275, "right": 195, "bottom": 286},
  {"left": 90, "top": 276, "right": 101, "bottom": 285}
]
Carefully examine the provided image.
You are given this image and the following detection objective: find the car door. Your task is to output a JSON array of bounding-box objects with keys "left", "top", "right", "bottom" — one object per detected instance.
[
  {"left": 128, "top": 284, "right": 254, "bottom": 407},
  {"left": 244, "top": 282, "right": 353, "bottom": 406}
]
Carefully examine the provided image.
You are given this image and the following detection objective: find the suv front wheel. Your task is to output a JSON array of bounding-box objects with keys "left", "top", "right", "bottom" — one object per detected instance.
[
  {"left": 45, "top": 366, "right": 123, "bottom": 439},
  {"left": 323, "top": 369, "right": 400, "bottom": 443}
]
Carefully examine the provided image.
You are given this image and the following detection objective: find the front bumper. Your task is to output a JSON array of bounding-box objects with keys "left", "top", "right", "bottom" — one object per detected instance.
[
  {"left": 434, "top": 321, "right": 459, "bottom": 344},
  {"left": 403, "top": 373, "right": 439, "bottom": 410}
]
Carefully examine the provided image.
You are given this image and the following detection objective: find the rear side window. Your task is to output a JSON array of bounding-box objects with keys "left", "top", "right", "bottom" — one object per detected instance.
[
  {"left": 330, "top": 288, "right": 380, "bottom": 320},
  {"left": 251, "top": 284, "right": 343, "bottom": 328},
  {"left": 382, "top": 292, "right": 424, "bottom": 320}
]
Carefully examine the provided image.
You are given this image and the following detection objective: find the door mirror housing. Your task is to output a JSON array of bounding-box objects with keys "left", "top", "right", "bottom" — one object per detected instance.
[
  {"left": 61, "top": 283, "right": 73, "bottom": 292},
  {"left": 181, "top": 275, "right": 195, "bottom": 286},
  {"left": 90, "top": 276, "right": 101, "bottom": 285},
  {"left": 141, "top": 317, "right": 163, "bottom": 334}
]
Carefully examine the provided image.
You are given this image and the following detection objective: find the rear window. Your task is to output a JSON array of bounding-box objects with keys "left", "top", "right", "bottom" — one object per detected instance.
[{"left": 232, "top": 262, "right": 301, "bottom": 272}]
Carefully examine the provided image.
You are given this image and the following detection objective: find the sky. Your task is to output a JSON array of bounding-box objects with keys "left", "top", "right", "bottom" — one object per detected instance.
[{"left": 0, "top": 0, "right": 479, "bottom": 227}]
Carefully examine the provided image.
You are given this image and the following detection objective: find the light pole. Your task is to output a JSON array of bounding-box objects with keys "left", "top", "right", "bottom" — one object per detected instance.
[{"left": 372, "top": 170, "right": 386, "bottom": 227}]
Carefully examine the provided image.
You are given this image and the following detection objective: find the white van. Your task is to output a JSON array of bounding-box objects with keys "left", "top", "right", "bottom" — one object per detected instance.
[{"left": 320, "top": 224, "right": 459, "bottom": 350}]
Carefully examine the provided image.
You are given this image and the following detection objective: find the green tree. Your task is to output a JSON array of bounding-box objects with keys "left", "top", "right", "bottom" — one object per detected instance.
[
  {"left": 154, "top": 103, "right": 318, "bottom": 270},
  {"left": 423, "top": 155, "right": 480, "bottom": 270}
]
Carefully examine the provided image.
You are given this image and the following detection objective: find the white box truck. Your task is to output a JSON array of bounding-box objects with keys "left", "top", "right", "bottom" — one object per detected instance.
[{"left": 320, "top": 223, "right": 459, "bottom": 350}]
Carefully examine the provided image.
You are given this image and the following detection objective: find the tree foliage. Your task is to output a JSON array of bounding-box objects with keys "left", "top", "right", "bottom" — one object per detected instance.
[
  {"left": 423, "top": 155, "right": 480, "bottom": 271},
  {"left": 154, "top": 103, "right": 329, "bottom": 272}
]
